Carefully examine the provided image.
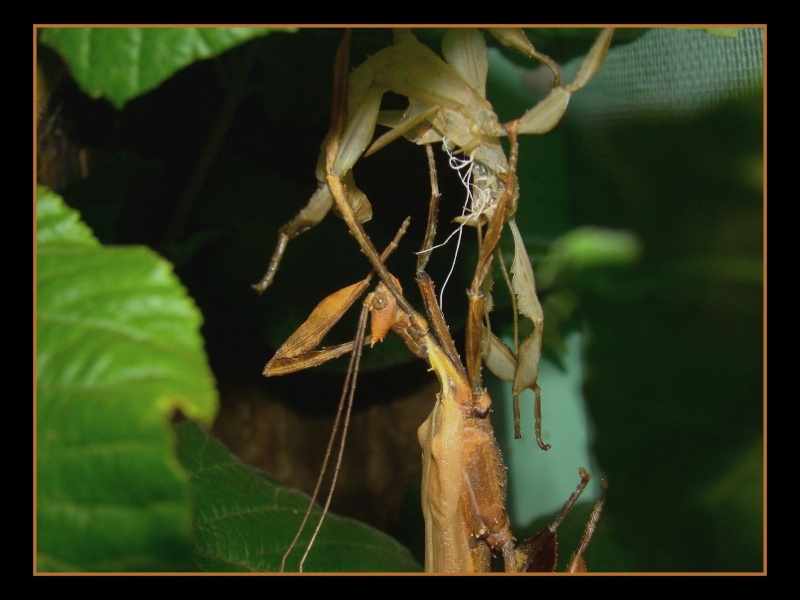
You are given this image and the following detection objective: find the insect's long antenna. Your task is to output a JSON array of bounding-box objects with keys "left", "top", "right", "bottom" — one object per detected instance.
[
  {"left": 280, "top": 299, "right": 371, "bottom": 572},
  {"left": 298, "top": 300, "right": 370, "bottom": 572}
]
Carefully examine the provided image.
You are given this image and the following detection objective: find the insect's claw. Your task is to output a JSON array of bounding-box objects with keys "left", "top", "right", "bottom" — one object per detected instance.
[
  {"left": 515, "top": 28, "right": 614, "bottom": 135},
  {"left": 488, "top": 28, "right": 562, "bottom": 87}
]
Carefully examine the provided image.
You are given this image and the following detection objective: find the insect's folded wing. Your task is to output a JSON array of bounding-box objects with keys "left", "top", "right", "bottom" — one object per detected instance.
[
  {"left": 371, "top": 33, "right": 492, "bottom": 122},
  {"left": 263, "top": 341, "right": 360, "bottom": 377},
  {"left": 367, "top": 105, "right": 440, "bottom": 157},
  {"left": 441, "top": 29, "right": 488, "bottom": 98},
  {"left": 263, "top": 281, "right": 368, "bottom": 377}
]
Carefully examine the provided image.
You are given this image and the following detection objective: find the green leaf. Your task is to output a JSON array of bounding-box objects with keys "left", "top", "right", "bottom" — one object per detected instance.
[
  {"left": 36, "top": 186, "right": 218, "bottom": 572},
  {"left": 38, "top": 27, "right": 293, "bottom": 108},
  {"left": 174, "top": 421, "right": 422, "bottom": 572},
  {"left": 550, "top": 226, "right": 642, "bottom": 274}
]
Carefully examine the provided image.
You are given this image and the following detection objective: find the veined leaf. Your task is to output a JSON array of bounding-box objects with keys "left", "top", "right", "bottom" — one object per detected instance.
[
  {"left": 35, "top": 186, "right": 218, "bottom": 571},
  {"left": 175, "top": 421, "right": 421, "bottom": 573},
  {"left": 38, "top": 27, "right": 293, "bottom": 108}
]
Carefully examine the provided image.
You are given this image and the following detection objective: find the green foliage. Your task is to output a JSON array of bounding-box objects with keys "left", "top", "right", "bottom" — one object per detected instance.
[
  {"left": 36, "top": 187, "right": 218, "bottom": 571},
  {"left": 39, "top": 27, "right": 289, "bottom": 108},
  {"left": 175, "top": 421, "right": 420, "bottom": 572},
  {"left": 35, "top": 186, "right": 420, "bottom": 573}
]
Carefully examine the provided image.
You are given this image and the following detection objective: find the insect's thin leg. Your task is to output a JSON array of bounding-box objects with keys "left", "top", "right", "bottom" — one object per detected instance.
[
  {"left": 501, "top": 541, "right": 518, "bottom": 573},
  {"left": 494, "top": 246, "right": 519, "bottom": 352},
  {"left": 417, "top": 144, "right": 441, "bottom": 273},
  {"left": 469, "top": 121, "right": 518, "bottom": 293},
  {"left": 416, "top": 272, "right": 464, "bottom": 378},
  {"left": 464, "top": 124, "right": 519, "bottom": 391},
  {"left": 252, "top": 185, "right": 334, "bottom": 295},
  {"left": 493, "top": 245, "right": 525, "bottom": 438},
  {"left": 414, "top": 145, "right": 464, "bottom": 371},
  {"left": 549, "top": 467, "right": 591, "bottom": 533},
  {"left": 324, "top": 30, "right": 415, "bottom": 318},
  {"left": 533, "top": 384, "right": 550, "bottom": 450},
  {"left": 566, "top": 478, "right": 607, "bottom": 571},
  {"left": 253, "top": 231, "right": 289, "bottom": 295},
  {"left": 487, "top": 29, "right": 563, "bottom": 87},
  {"left": 297, "top": 298, "right": 371, "bottom": 572}
]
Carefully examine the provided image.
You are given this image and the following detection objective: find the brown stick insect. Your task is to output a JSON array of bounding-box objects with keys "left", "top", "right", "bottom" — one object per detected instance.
[
  {"left": 261, "top": 30, "right": 607, "bottom": 572},
  {"left": 253, "top": 27, "right": 614, "bottom": 446}
]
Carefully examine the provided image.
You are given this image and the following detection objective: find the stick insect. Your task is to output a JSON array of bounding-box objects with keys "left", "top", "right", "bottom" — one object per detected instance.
[
  {"left": 263, "top": 30, "right": 605, "bottom": 573},
  {"left": 253, "top": 27, "right": 614, "bottom": 445}
]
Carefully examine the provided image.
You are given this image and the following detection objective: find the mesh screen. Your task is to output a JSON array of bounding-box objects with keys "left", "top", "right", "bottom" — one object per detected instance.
[{"left": 563, "top": 27, "right": 764, "bottom": 121}]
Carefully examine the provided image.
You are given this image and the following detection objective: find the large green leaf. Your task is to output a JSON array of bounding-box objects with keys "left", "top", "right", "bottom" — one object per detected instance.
[
  {"left": 38, "top": 27, "right": 292, "bottom": 108},
  {"left": 175, "top": 421, "right": 421, "bottom": 573},
  {"left": 36, "top": 186, "right": 218, "bottom": 571}
]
